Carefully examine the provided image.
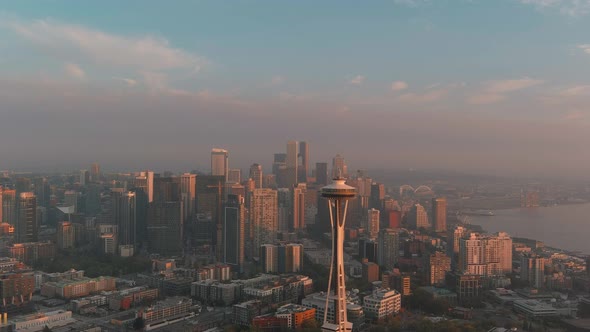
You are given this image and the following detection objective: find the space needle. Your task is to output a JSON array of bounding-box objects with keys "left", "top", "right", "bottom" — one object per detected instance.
[{"left": 321, "top": 172, "right": 357, "bottom": 332}]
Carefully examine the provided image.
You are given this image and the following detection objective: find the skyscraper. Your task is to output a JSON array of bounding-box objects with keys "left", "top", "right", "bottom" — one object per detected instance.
[
  {"left": 286, "top": 141, "right": 299, "bottom": 187},
  {"left": 277, "top": 188, "right": 291, "bottom": 233},
  {"left": 211, "top": 148, "right": 229, "bottom": 181},
  {"left": 459, "top": 233, "right": 486, "bottom": 276},
  {"left": 367, "top": 208, "right": 380, "bottom": 239},
  {"left": 409, "top": 204, "right": 429, "bottom": 229},
  {"left": 2, "top": 189, "right": 16, "bottom": 225},
  {"left": 292, "top": 184, "right": 306, "bottom": 231},
  {"left": 16, "top": 192, "right": 37, "bottom": 243},
  {"left": 331, "top": 154, "right": 348, "bottom": 178},
  {"left": 112, "top": 190, "right": 137, "bottom": 249},
  {"left": 180, "top": 173, "right": 197, "bottom": 222},
  {"left": 377, "top": 228, "right": 399, "bottom": 271},
  {"left": 369, "top": 183, "right": 384, "bottom": 210},
  {"left": 224, "top": 195, "right": 245, "bottom": 273},
  {"left": 147, "top": 201, "right": 183, "bottom": 256},
  {"left": 432, "top": 197, "right": 447, "bottom": 232},
  {"left": 315, "top": 162, "right": 328, "bottom": 186},
  {"left": 33, "top": 178, "right": 50, "bottom": 208},
  {"left": 57, "top": 222, "right": 75, "bottom": 249},
  {"left": 260, "top": 244, "right": 279, "bottom": 273},
  {"left": 521, "top": 253, "right": 545, "bottom": 289},
  {"left": 458, "top": 232, "right": 512, "bottom": 277},
  {"left": 429, "top": 251, "right": 451, "bottom": 286},
  {"left": 298, "top": 141, "right": 309, "bottom": 184},
  {"left": 196, "top": 175, "right": 225, "bottom": 260},
  {"left": 91, "top": 163, "right": 100, "bottom": 182},
  {"left": 228, "top": 169, "right": 242, "bottom": 184},
  {"left": 250, "top": 189, "right": 278, "bottom": 258},
  {"left": 249, "top": 163, "right": 263, "bottom": 189},
  {"left": 135, "top": 171, "right": 154, "bottom": 203},
  {"left": 80, "top": 170, "right": 89, "bottom": 186}
]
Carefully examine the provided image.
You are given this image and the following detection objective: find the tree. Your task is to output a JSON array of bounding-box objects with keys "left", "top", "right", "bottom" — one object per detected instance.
[{"left": 132, "top": 316, "right": 145, "bottom": 331}]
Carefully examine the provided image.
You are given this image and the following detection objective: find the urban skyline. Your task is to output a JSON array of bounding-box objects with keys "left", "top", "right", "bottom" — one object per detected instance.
[
  {"left": 2, "top": 1, "right": 590, "bottom": 178},
  {"left": 1, "top": 1, "right": 590, "bottom": 331}
]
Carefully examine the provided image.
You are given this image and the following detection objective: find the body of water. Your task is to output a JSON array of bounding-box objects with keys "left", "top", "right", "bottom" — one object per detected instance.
[{"left": 467, "top": 203, "right": 590, "bottom": 254}]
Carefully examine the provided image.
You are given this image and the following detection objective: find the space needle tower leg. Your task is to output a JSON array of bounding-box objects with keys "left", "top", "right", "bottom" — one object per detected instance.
[{"left": 321, "top": 176, "right": 356, "bottom": 332}]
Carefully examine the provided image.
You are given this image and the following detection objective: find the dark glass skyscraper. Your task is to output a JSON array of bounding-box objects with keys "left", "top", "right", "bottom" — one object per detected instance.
[
  {"left": 224, "top": 194, "right": 245, "bottom": 273},
  {"left": 16, "top": 192, "right": 37, "bottom": 243}
]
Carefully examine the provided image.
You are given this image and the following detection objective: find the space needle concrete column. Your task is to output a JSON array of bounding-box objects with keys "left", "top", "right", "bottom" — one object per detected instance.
[{"left": 321, "top": 175, "right": 356, "bottom": 332}]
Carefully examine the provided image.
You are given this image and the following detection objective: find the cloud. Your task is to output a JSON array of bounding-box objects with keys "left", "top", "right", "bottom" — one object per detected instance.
[
  {"left": 560, "top": 85, "right": 590, "bottom": 96},
  {"left": 391, "top": 81, "right": 408, "bottom": 91},
  {"left": 64, "top": 63, "right": 85, "bottom": 80},
  {"left": 468, "top": 77, "right": 544, "bottom": 104},
  {"left": 113, "top": 77, "right": 138, "bottom": 87},
  {"left": 519, "top": 0, "right": 590, "bottom": 16},
  {"left": 271, "top": 76, "right": 285, "bottom": 85},
  {"left": 485, "top": 77, "right": 544, "bottom": 93},
  {"left": 577, "top": 44, "right": 590, "bottom": 54},
  {"left": 397, "top": 88, "right": 448, "bottom": 103},
  {"left": 349, "top": 75, "right": 365, "bottom": 85},
  {"left": 468, "top": 94, "right": 506, "bottom": 105},
  {"left": 564, "top": 110, "right": 586, "bottom": 120},
  {"left": 7, "top": 18, "right": 207, "bottom": 71}
]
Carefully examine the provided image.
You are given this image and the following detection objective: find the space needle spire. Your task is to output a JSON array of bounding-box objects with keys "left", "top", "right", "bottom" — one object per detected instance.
[{"left": 321, "top": 170, "right": 356, "bottom": 332}]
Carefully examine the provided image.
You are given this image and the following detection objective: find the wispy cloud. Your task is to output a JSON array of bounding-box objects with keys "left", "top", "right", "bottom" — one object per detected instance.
[
  {"left": 519, "top": 0, "right": 590, "bottom": 16},
  {"left": 113, "top": 77, "right": 138, "bottom": 87},
  {"left": 397, "top": 88, "right": 448, "bottom": 103},
  {"left": 391, "top": 81, "right": 408, "bottom": 91},
  {"left": 560, "top": 85, "right": 590, "bottom": 96},
  {"left": 271, "top": 76, "right": 285, "bottom": 85},
  {"left": 7, "top": 18, "right": 207, "bottom": 71},
  {"left": 577, "top": 44, "right": 590, "bottom": 54},
  {"left": 468, "top": 94, "right": 505, "bottom": 105},
  {"left": 349, "top": 75, "right": 365, "bottom": 85},
  {"left": 469, "top": 77, "right": 544, "bottom": 104},
  {"left": 486, "top": 77, "right": 544, "bottom": 93},
  {"left": 64, "top": 63, "right": 85, "bottom": 80}
]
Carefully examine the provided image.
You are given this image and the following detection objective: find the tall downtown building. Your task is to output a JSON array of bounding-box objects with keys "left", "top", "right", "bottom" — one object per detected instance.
[
  {"left": 377, "top": 228, "right": 400, "bottom": 271},
  {"left": 249, "top": 188, "right": 278, "bottom": 259},
  {"left": 432, "top": 197, "right": 447, "bottom": 232},
  {"left": 224, "top": 195, "right": 245, "bottom": 273},
  {"left": 180, "top": 173, "right": 197, "bottom": 222},
  {"left": 331, "top": 154, "right": 348, "bottom": 178},
  {"left": 211, "top": 148, "right": 229, "bottom": 181},
  {"left": 112, "top": 189, "right": 137, "bottom": 249},
  {"left": 2, "top": 189, "right": 17, "bottom": 225},
  {"left": 249, "top": 163, "right": 263, "bottom": 189},
  {"left": 286, "top": 141, "right": 299, "bottom": 187},
  {"left": 147, "top": 201, "right": 183, "bottom": 256},
  {"left": 16, "top": 192, "right": 37, "bottom": 243}
]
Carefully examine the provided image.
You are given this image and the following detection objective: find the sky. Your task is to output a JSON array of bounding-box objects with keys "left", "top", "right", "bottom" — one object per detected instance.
[{"left": 1, "top": 0, "right": 590, "bottom": 178}]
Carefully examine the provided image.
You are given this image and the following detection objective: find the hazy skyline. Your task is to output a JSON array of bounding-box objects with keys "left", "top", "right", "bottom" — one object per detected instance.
[{"left": 2, "top": 1, "right": 590, "bottom": 178}]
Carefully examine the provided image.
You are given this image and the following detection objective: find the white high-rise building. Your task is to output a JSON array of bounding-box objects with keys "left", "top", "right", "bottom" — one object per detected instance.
[
  {"left": 363, "top": 288, "right": 401, "bottom": 322},
  {"left": 459, "top": 232, "right": 513, "bottom": 277},
  {"left": 211, "top": 148, "right": 229, "bottom": 180}
]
